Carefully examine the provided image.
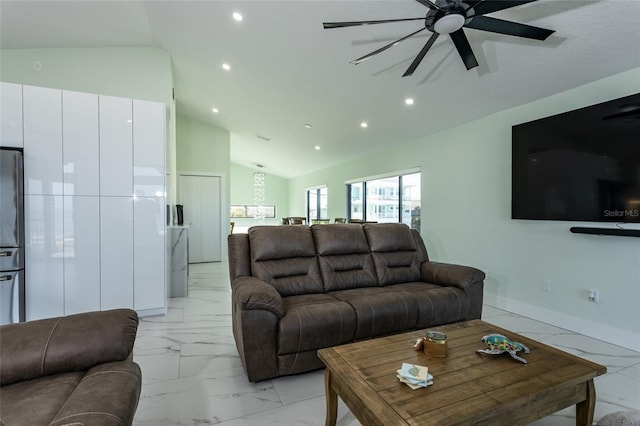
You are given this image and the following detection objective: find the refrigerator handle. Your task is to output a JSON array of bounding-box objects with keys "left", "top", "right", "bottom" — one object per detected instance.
[
  {"left": 0, "top": 276, "right": 10, "bottom": 281},
  {"left": 0, "top": 251, "right": 12, "bottom": 257}
]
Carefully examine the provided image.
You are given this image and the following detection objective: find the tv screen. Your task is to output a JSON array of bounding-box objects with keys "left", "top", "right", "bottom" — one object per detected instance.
[{"left": 512, "top": 93, "right": 640, "bottom": 223}]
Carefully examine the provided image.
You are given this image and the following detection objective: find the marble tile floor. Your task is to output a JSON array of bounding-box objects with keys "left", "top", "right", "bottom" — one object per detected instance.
[{"left": 133, "top": 262, "right": 640, "bottom": 426}]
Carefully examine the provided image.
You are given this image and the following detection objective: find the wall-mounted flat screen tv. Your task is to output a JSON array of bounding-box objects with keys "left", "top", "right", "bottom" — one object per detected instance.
[{"left": 512, "top": 93, "right": 640, "bottom": 223}]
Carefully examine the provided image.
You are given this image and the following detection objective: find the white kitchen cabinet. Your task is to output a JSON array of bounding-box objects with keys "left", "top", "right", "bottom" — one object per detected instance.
[
  {"left": 0, "top": 82, "right": 23, "bottom": 148},
  {"left": 100, "top": 196, "right": 134, "bottom": 310},
  {"left": 100, "top": 95, "right": 133, "bottom": 197},
  {"left": 16, "top": 83, "right": 165, "bottom": 319},
  {"left": 133, "top": 196, "right": 165, "bottom": 312},
  {"left": 63, "top": 91, "right": 99, "bottom": 196},
  {"left": 63, "top": 196, "right": 100, "bottom": 315},
  {"left": 133, "top": 100, "right": 165, "bottom": 198},
  {"left": 25, "top": 195, "right": 64, "bottom": 320},
  {"left": 23, "top": 85, "right": 63, "bottom": 195}
]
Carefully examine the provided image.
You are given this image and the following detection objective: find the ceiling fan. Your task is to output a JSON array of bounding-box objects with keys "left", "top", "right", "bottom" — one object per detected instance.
[{"left": 323, "top": 0, "right": 554, "bottom": 76}]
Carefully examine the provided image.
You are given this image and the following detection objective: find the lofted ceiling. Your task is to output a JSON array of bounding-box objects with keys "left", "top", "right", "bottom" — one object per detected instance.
[{"left": 1, "top": 0, "right": 639, "bottom": 178}]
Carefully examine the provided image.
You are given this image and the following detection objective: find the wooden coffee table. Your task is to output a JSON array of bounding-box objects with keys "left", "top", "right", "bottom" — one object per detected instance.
[{"left": 317, "top": 320, "right": 606, "bottom": 426}]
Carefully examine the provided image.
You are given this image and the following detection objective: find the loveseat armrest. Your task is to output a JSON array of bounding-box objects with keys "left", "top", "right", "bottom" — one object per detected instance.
[
  {"left": 421, "top": 261, "right": 485, "bottom": 290},
  {"left": 0, "top": 309, "right": 138, "bottom": 386},
  {"left": 48, "top": 361, "right": 142, "bottom": 426},
  {"left": 232, "top": 276, "right": 285, "bottom": 318}
]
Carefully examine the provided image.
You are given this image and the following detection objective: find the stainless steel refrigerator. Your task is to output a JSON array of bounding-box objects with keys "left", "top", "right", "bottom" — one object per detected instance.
[{"left": 0, "top": 147, "right": 25, "bottom": 324}]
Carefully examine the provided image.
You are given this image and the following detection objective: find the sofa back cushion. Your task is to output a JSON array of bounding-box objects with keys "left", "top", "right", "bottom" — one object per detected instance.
[
  {"left": 363, "top": 223, "right": 423, "bottom": 285},
  {"left": 249, "top": 225, "right": 324, "bottom": 296},
  {"left": 312, "top": 224, "right": 378, "bottom": 291}
]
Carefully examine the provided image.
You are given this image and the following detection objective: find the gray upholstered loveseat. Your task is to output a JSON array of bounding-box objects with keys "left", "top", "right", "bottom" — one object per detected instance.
[
  {"left": 228, "top": 223, "right": 485, "bottom": 382},
  {"left": 0, "top": 309, "right": 141, "bottom": 425}
]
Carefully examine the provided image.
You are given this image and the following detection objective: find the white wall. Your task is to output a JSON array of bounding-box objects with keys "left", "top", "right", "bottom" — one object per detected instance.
[{"left": 289, "top": 68, "right": 640, "bottom": 350}]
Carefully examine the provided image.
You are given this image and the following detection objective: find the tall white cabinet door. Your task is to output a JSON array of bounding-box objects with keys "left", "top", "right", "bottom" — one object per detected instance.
[
  {"left": 133, "top": 100, "right": 165, "bottom": 197},
  {"left": 25, "top": 195, "right": 64, "bottom": 320},
  {"left": 0, "top": 82, "right": 23, "bottom": 148},
  {"left": 63, "top": 91, "right": 99, "bottom": 196},
  {"left": 100, "top": 96, "right": 133, "bottom": 197},
  {"left": 23, "top": 86, "right": 63, "bottom": 195},
  {"left": 133, "top": 196, "right": 165, "bottom": 311},
  {"left": 101, "top": 197, "right": 134, "bottom": 310},
  {"left": 63, "top": 196, "right": 100, "bottom": 315}
]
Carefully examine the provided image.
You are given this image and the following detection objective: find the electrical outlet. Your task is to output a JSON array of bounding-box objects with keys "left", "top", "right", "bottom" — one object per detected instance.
[
  {"left": 542, "top": 279, "right": 552, "bottom": 293},
  {"left": 588, "top": 289, "right": 600, "bottom": 303}
]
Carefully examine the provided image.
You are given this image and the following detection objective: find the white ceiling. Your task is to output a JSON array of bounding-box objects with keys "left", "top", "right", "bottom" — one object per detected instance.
[{"left": 1, "top": 0, "right": 639, "bottom": 178}]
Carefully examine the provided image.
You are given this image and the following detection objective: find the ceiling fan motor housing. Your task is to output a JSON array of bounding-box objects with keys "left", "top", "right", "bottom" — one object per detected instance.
[{"left": 426, "top": 0, "right": 471, "bottom": 33}]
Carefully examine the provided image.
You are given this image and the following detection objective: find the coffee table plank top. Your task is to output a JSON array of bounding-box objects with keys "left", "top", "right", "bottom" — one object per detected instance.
[{"left": 318, "top": 319, "right": 606, "bottom": 426}]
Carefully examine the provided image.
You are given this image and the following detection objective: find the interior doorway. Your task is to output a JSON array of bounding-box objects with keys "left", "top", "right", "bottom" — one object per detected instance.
[{"left": 178, "top": 173, "right": 222, "bottom": 263}]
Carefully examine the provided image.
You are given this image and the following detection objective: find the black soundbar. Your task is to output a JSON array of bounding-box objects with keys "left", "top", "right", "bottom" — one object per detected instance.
[{"left": 570, "top": 227, "right": 640, "bottom": 238}]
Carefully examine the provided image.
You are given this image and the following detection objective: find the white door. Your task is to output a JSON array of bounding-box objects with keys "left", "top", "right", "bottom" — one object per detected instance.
[{"left": 178, "top": 174, "right": 221, "bottom": 263}]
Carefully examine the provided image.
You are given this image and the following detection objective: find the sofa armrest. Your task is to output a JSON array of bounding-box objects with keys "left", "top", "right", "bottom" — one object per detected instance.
[
  {"left": 0, "top": 309, "right": 138, "bottom": 386},
  {"left": 421, "top": 261, "right": 485, "bottom": 290},
  {"left": 232, "top": 276, "right": 285, "bottom": 318}
]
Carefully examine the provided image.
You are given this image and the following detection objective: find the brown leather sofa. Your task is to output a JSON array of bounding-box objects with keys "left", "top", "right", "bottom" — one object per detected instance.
[
  {"left": 0, "top": 309, "right": 142, "bottom": 426},
  {"left": 228, "top": 223, "right": 485, "bottom": 382}
]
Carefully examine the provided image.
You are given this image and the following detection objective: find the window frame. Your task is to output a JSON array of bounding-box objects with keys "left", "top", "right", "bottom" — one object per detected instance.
[
  {"left": 306, "top": 185, "right": 328, "bottom": 221},
  {"left": 346, "top": 169, "right": 420, "bottom": 228}
]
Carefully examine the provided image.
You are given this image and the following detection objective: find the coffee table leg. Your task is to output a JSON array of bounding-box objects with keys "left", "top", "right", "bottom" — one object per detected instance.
[
  {"left": 324, "top": 368, "right": 338, "bottom": 426},
  {"left": 576, "top": 379, "right": 596, "bottom": 426}
]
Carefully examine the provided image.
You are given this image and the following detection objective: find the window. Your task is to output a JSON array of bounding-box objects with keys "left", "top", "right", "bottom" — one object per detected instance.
[
  {"left": 347, "top": 171, "right": 420, "bottom": 229},
  {"left": 306, "top": 187, "right": 328, "bottom": 221}
]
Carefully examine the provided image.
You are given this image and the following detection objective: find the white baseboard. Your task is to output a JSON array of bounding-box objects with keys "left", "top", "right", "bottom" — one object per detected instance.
[
  {"left": 137, "top": 306, "right": 167, "bottom": 318},
  {"left": 484, "top": 293, "right": 640, "bottom": 352}
]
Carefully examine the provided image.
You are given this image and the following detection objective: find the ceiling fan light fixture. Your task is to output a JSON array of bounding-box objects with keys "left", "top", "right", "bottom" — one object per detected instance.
[{"left": 433, "top": 13, "right": 465, "bottom": 34}]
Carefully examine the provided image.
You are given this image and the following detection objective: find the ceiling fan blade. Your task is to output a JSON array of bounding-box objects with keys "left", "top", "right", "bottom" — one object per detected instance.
[
  {"left": 465, "top": 15, "right": 554, "bottom": 40},
  {"left": 471, "top": 0, "right": 538, "bottom": 16},
  {"left": 414, "top": 0, "right": 445, "bottom": 11},
  {"left": 403, "top": 32, "right": 440, "bottom": 77},
  {"left": 351, "top": 27, "right": 427, "bottom": 65},
  {"left": 449, "top": 29, "right": 479, "bottom": 70},
  {"left": 323, "top": 17, "right": 424, "bottom": 29}
]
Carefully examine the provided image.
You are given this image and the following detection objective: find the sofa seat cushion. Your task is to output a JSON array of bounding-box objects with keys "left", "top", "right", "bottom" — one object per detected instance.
[
  {"left": 329, "top": 287, "right": 418, "bottom": 339},
  {"left": 278, "top": 294, "right": 356, "bottom": 354},
  {"left": 0, "top": 371, "right": 84, "bottom": 426},
  {"left": 385, "top": 282, "right": 471, "bottom": 328}
]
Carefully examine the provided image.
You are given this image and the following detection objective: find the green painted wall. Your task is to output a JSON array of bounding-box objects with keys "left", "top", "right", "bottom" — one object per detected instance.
[
  {"left": 0, "top": 47, "right": 173, "bottom": 103},
  {"left": 289, "top": 68, "right": 640, "bottom": 345},
  {"left": 175, "top": 114, "right": 231, "bottom": 254},
  {"left": 230, "top": 163, "right": 289, "bottom": 231},
  {"left": 176, "top": 113, "right": 230, "bottom": 175}
]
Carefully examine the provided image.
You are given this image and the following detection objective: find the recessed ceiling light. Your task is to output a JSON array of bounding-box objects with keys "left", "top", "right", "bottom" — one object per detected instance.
[
  {"left": 232, "top": 12, "right": 243, "bottom": 21},
  {"left": 222, "top": 63, "right": 231, "bottom": 71},
  {"left": 305, "top": 123, "right": 312, "bottom": 129},
  {"left": 361, "top": 122, "right": 368, "bottom": 128},
  {"left": 405, "top": 98, "right": 414, "bottom": 105},
  {"left": 211, "top": 108, "right": 219, "bottom": 113},
  {"left": 315, "top": 145, "right": 321, "bottom": 150}
]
